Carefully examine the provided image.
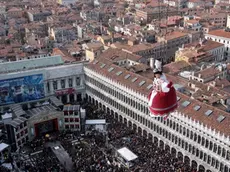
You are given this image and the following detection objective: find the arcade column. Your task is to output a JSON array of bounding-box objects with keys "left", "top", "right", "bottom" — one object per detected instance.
[
  {"left": 67, "top": 95, "right": 70, "bottom": 103},
  {"left": 72, "top": 76, "right": 76, "bottom": 87},
  {"left": 65, "top": 78, "right": 69, "bottom": 88},
  {"left": 49, "top": 81, "right": 54, "bottom": 93},
  {"left": 81, "top": 92, "right": 86, "bottom": 100},
  {"left": 80, "top": 75, "right": 84, "bottom": 86},
  {"left": 74, "top": 94, "right": 77, "bottom": 101},
  {"left": 44, "top": 82, "right": 48, "bottom": 95},
  {"left": 0, "top": 151, "right": 3, "bottom": 161},
  {"left": 57, "top": 80, "right": 61, "bottom": 90}
]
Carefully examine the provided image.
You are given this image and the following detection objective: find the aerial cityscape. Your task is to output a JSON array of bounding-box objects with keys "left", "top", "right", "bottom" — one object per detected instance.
[{"left": 0, "top": 0, "right": 229, "bottom": 171}]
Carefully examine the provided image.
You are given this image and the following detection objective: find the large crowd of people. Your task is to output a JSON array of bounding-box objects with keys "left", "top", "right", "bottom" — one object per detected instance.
[
  {"left": 1, "top": 103, "right": 202, "bottom": 172},
  {"left": 12, "top": 136, "right": 67, "bottom": 172},
  {"left": 21, "top": 147, "right": 66, "bottom": 172},
  {"left": 61, "top": 103, "right": 199, "bottom": 172},
  {"left": 107, "top": 115, "right": 195, "bottom": 172}
]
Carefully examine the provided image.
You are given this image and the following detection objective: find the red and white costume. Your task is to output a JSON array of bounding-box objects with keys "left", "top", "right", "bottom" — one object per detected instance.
[{"left": 148, "top": 61, "right": 178, "bottom": 118}]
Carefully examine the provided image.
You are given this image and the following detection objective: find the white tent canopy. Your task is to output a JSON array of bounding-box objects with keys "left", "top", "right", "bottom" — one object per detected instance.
[
  {"left": 85, "top": 119, "right": 106, "bottom": 125},
  {"left": 0, "top": 143, "right": 9, "bottom": 152},
  {"left": 117, "top": 147, "right": 138, "bottom": 162}
]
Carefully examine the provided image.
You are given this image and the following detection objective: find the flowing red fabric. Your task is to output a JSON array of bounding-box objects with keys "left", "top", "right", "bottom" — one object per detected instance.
[{"left": 148, "top": 81, "right": 178, "bottom": 116}]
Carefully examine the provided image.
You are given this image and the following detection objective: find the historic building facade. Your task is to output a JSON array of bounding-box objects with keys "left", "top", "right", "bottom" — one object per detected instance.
[
  {"left": 1, "top": 53, "right": 230, "bottom": 172},
  {"left": 0, "top": 57, "right": 86, "bottom": 110},
  {"left": 84, "top": 61, "right": 230, "bottom": 172},
  {"left": 1, "top": 56, "right": 87, "bottom": 151}
]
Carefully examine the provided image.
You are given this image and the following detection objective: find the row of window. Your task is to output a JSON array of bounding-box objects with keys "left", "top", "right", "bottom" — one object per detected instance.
[
  {"left": 16, "top": 129, "right": 28, "bottom": 139},
  {"left": 85, "top": 75, "right": 148, "bottom": 114},
  {"left": 17, "top": 136, "right": 29, "bottom": 146},
  {"left": 15, "top": 122, "right": 27, "bottom": 132},
  {"left": 64, "top": 118, "right": 80, "bottom": 123},
  {"left": 87, "top": 84, "right": 230, "bottom": 171},
  {"left": 206, "top": 37, "right": 230, "bottom": 47},
  {"left": 86, "top": 75, "right": 230, "bottom": 163},
  {"left": 46, "top": 76, "right": 81, "bottom": 92},
  {"left": 65, "top": 124, "right": 80, "bottom": 129},
  {"left": 64, "top": 111, "right": 79, "bottom": 116}
]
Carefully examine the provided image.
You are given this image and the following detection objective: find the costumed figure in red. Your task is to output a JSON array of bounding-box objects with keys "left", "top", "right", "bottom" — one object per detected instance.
[{"left": 148, "top": 60, "right": 178, "bottom": 120}]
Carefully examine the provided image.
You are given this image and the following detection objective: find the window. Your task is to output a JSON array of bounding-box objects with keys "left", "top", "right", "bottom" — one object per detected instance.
[
  {"left": 108, "top": 67, "right": 114, "bottom": 72},
  {"left": 217, "top": 115, "right": 225, "bottom": 123},
  {"left": 139, "top": 81, "right": 146, "bottom": 86},
  {"left": 100, "top": 63, "right": 106, "bottom": 68},
  {"left": 125, "top": 74, "right": 131, "bottom": 79},
  {"left": 75, "top": 118, "right": 79, "bottom": 122},
  {"left": 131, "top": 77, "right": 138, "bottom": 82},
  {"left": 74, "top": 111, "right": 78, "bottom": 116},
  {"left": 64, "top": 111, "right": 68, "bottom": 116},
  {"left": 61, "top": 80, "right": 65, "bottom": 89},
  {"left": 76, "top": 77, "right": 81, "bottom": 86},
  {"left": 205, "top": 110, "right": 213, "bottom": 116},
  {"left": 181, "top": 101, "right": 191, "bottom": 107},
  {"left": 47, "top": 82, "right": 50, "bottom": 92},
  {"left": 69, "top": 78, "right": 72, "bottom": 87},
  {"left": 116, "top": 71, "right": 123, "bottom": 76},
  {"left": 52, "top": 80, "right": 57, "bottom": 90},
  {"left": 147, "top": 84, "right": 153, "bottom": 90},
  {"left": 193, "top": 105, "right": 201, "bottom": 111}
]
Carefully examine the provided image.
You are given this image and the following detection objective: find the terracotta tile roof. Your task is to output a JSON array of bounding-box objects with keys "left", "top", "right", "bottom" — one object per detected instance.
[
  {"left": 164, "top": 31, "right": 188, "bottom": 41},
  {"left": 207, "top": 79, "right": 230, "bottom": 89},
  {"left": 99, "top": 48, "right": 142, "bottom": 62},
  {"left": 185, "top": 40, "right": 224, "bottom": 52},
  {"left": 201, "top": 41, "right": 224, "bottom": 51},
  {"left": 52, "top": 48, "right": 76, "bottom": 63},
  {"left": 127, "top": 63, "right": 150, "bottom": 73},
  {"left": 186, "top": 19, "right": 200, "bottom": 24},
  {"left": 87, "top": 57, "right": 154, "bottom": 96},
  {"left": 86, "top": 58, "right": 230, "bottom": 136},
  {"left": 112, "top": 42, "right": 162, "bottom": 53},
  {"left": 188, "top": 78, "right": 230, "bottom": 99},
  {"left": 207, "top": 29, "right": 230, "bottom": 39},
  {"left": 86, "top": 42, "right": 104, "bottom": 51},
  {"left": 194, "top": 67, "right": 222, "bottom": 79},
  {"left": 163, "top": 61, "right": 192, "bottom": 74},
  {"left": 8, "top": 7, "right": 22, "bottom": 12},
  {"left": 188, "top": 0, "right": 202, "bottom": 3}
]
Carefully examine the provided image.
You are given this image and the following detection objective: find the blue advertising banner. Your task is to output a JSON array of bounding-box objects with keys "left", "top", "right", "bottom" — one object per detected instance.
[{"left": 0, "top": 74, "right": 45, "bottom": 105}]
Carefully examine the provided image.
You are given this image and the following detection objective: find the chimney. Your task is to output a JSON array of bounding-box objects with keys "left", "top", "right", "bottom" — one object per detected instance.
[
  {"left": 213, "top": 81, "right": 216, "bottom": 87},
  {"left": 207, "top": 86, "right": 210, "bottom": 91},
  {"left": 201, "top": 64, "right": 205, "bottom": 70},
  {"left": 150, "top": 58, "right": 154, "bottom": 69},
  {"left": 199, "top": 38, "right": 203, "bottom": 45},
  {"left": 192, "top": 71, "right": 195, "bottom": 76},
  {"left": 222, "top": 84, "right": 224, "bottom": 88},
  {"left": 181, "top": 44, "right": 184, "bottom": 49},
  {"left": 198, "top": 74, "right": 202, "bottom": 78}
]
